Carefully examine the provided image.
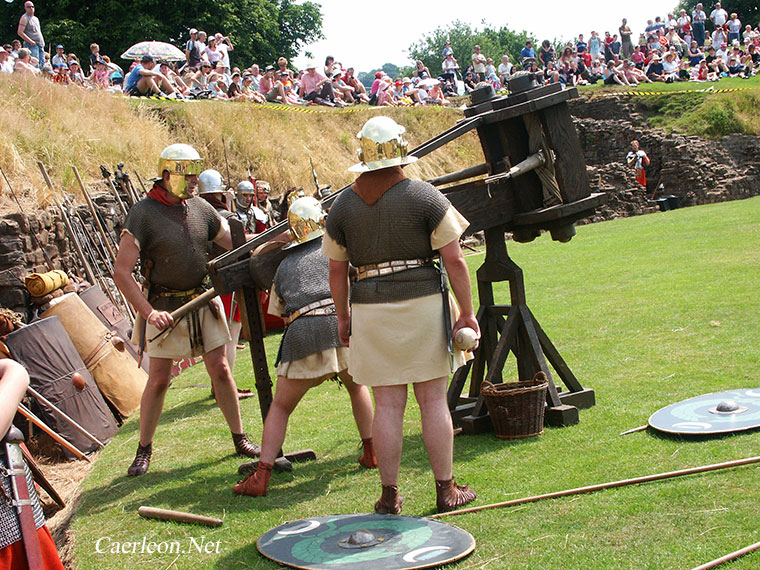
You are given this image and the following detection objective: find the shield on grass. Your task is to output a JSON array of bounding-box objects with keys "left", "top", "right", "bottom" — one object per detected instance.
[
  {"left": 257, "top": 514, "right": 475, "bottom": 570},
  {"left": 120, "top": 41, "right": 185, "bottom": 62},
  {"left": 649, "top": 388, "right": 760, "bottom": 435}
]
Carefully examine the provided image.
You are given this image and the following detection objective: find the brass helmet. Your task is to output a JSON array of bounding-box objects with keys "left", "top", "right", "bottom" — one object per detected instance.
[
  {"left": 157, "top": 143, "right": 204, "bottom": 199},
  {"left": 348, "top": 116, "right": 418, "bottom": 173},
  {"left": 283, "top": 196, "right": 325, "bottom": 250},
  {"left": 198, "top": 169, "right": 224, "bottom": 194}
]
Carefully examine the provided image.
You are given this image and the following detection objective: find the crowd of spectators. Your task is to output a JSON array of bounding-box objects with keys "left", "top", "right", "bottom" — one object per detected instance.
[
  {"left": 460, "top": 3, "right": 760, "bottom": 91},
  {"left": 4, "top": 2, "right": 760, "bottom": 107}
]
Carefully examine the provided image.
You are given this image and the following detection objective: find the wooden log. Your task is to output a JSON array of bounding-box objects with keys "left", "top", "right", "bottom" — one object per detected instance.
[
  {"left": 17, "top": 404, "right": 90, "bottom": 462},
  {"left": 138, "top": 506, "right": 222, "bottom": 528},
  {"left": 430, "top": 455, "right": 760, "bottom": 519},
  {"left": 690, "top": 541, "right": 760, "bottom": 570}
]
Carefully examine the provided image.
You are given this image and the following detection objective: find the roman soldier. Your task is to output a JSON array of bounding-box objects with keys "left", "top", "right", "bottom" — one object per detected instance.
[
  {"left": 233, "top": 197, "right": 376, "bottom": 497},
  {"left": 113, "top": 144, "right": 261, "bottom": 477},
  {"left": 323, "top": 116, "right": 479, "bottom": 513},
  {"left": 234, "top": 180, "right": 268, "bottom": 234}
]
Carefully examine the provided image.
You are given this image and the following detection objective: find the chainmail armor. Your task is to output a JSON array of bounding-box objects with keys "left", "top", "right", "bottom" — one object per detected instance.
[
  {"left": 0, "top": 454, "right": 46, "bottom": 550},
  {"left": 124, "top": 196, "right": 221, "bottom": 310},
  {"left": 274, "top": 239, "right": 342, "bottom": 364},
  {"left": 326, "top": 179, "right": 449, "bottom": 304}
]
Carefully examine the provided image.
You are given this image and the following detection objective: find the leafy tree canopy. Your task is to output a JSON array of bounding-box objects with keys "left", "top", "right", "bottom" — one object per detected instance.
[
  {"left": 676, "top": 0, "right": 758, "bottom": 29},
  {"left": 0, "top": 0, "right": 322, "bottom": 69},
  {"left": 408, "top": 20, "right": 535, "bottom": 78}
]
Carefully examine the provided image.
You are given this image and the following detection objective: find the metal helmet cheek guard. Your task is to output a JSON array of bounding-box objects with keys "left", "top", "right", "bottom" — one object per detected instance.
[
  {"left": 283, "top": 196, "right": 325, "bottom": 250},
  {"left": 157, "top": 144, "right": 204, "bottom": 199}
]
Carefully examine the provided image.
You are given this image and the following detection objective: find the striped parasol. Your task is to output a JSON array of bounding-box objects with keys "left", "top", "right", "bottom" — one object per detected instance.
[{"left": 120, "top": 41, "right": 185, "bottom": 62}]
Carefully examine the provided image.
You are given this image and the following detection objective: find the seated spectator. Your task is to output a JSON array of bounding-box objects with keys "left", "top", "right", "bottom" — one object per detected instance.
[
  {"left": 258, "top": 65, "right": 277, "bottom": 101},
  {"left": 91, "top": 58, "right": 110, "bottom": 89},
  {"left": 52, "top": 44, "right": 66, "bottom": 67},
  {"left": 742, "top": 25, "right": 756, "bottom": 45},
  {"left": 207, "top": 72, "right": 228, "bottom": 99},
  {"left": 539, "top": 40, "right": 555, "bottom": 69},
  {"left": 558, "top": 46, "right": 575, "bottom": 68},
  {"left": 159, "top": 61, "right": 189, "bottom": 95},
  {"left": 0, "top": 49, "right": 13, "bottom": 73},
  {"left": 569, "top": 60, "right": 589, "bottom": 85},
  {"left": 53, "top": 63, "right": 70, "bottom": 84},
  {"left": 631, "top": 45, "right": 646, "bottom": 68},
  {"left": 425, "top": 80, "right": 450, "bottom": 106},
  {"left": 687, "top": 41, "right": 704, "bottom": 66},
  {"left": 189, "top": 61, "right": 213, "bottom": 94},
  {"left": 401, "top": 77, "right": 423, "bottom": 104},
  {"left": 602, "top": 59, "right": 627, "bottom": 85},
  {"left": 10, "top": 39, "right": 21, "bottom": 58},
  {"left": 588, "top": 59, "right": 604, "bottom": 82},
  {"left": 277, "top": 56, "right": 293, "bottom": 81},
  {"left": 622, "top": 60, "right": 646, "bottom": 84},
  {"left": 667, "top": 28, "right": 687, "bottom": 56},
  {"left": 13, "top": 47, "right": 39, "bottom": 74},
  {"left": 299, "top": 61, "right": 339, "bottom": 106},
  {"left": 124, "top": 54, "right": 176, "bottom": 97},
  {"left": 497, "top": 54, "right": 513, "bottom": 85},
  {"left": 68, "top": 59, "right": 86, "bottom": 85},
  {"left": 705, "top": 46, "right": 729, "bottom": 73},
  {"left": 743, "top": 44, "right": 759, "bottom": 74},
  {"left": 726, "top": 55, "right": 746, "bottom": 76},
  {"left": 696, "top": 58, "right": 719, "bottom": 80},
  {"left": 376, "top": 77, "right": 395, "bottom": 106},
  {"left": 367, "top": 71, "right": 384, "bottom": 105},
  {"left": 484, "top": 57, "right": 496, "bottom": 77},
  {"left": 413, "top": 59, "right": 431, "bottom": 80},
  {"left": 102, "top": 55, "right": 123, "bottom": 87},
  {"left": 240, "top": 73, "right": 267, "bottom": 103},
  {"left": 441, "top": 77, "right": 457, "bottom": 97},
  {"left": 715, "top": 43, "right": 729, "bottom": 64},
  {"left": 462, "top": 65, "right": 478, "bottom": 92},
  {"left": 661, "top": 51, "right": 681, "bottom": 81},
  {"left": 543, "top": 60, "right": 560, "bottom": 84},
  {"left": 341, "top": 67, "right": 368, "bottom": 103},
  {"left": 391, "top": 79, "right": 413, "bottom": 106}
]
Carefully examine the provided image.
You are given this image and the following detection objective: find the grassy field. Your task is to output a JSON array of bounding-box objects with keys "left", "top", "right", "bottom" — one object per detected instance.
[{"left": 69, "top": 196, "right": 760, "bottom": 569}]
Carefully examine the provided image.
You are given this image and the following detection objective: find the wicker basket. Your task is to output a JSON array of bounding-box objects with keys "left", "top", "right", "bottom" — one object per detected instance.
[{"left": 480, "top": 372, "right": 548, "bottom": 439}]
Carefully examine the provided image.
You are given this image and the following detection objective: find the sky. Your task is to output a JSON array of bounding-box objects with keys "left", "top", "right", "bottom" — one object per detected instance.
[{"left": 293, "top": 0, "right": 682, "bottom": 72}]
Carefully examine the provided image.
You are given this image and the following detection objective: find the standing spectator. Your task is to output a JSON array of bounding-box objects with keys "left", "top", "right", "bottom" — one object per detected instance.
[
  {"left": 677, "top": 10, "right": 693, "bottom": 45},
  {"left": 727, "top": 14, "right": 742, "bottom": 44},
  {"left": 710, "top": 3, "right": 728, "bottom": 30},
  {"left": 712, "top": 26, "right": 727, "bottom": 51},
  {"left": 17, "top": 1, "right": 44, "bottom": 70},
  {"left": 619, "top": 19, "right": 633, "bottom": 59},
  {"left": 609, "top": 34, "right": 622, "bottom": 59},
  {"left": 520, "top": 40, "right": 536, "bottom": 65},
  {"left": 626, "top": 140, "right": 650, "bottom": 188},
  {"left": 89, "top": 43, "right": 101, "bottom": 71},
  {"left": 442, "top": 53, "right": 460, "bottom": 82},
  {"left": 666, "top": 13, "right": 678, "bottom": 29},
  {"left": 215, "top": 33, "right": 233, "bottom": 69},
  {"left": 498, "top": 54, "right": 513, "bottom": 84},
  {"left": 185, "top": 28, "right": 203, "bottom": 70},
  {"left": 471, "top": 45, "right": 487, "bottom": 81},
  {"left": 205, "top": 37, "right": 222, "bottom": 66},
  {"left": 576, "top": 34, "right": 587, "bottom": 54},
  {"left": 197, "top": 31, "right": 208, "bottom": 60},
  {"left": 692, "top": 3, "right": 707, "bottom": 47},
  {"left": 442, "top": 40, "right": 453, "bottom": 58},
  {"left": 588, "top": 31, "right": 602, "bottom": 61}
]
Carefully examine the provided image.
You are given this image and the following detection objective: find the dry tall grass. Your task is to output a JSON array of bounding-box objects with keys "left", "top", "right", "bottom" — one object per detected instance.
[{"left": 0, "top": 74, "right": 482, "bottom": 213}]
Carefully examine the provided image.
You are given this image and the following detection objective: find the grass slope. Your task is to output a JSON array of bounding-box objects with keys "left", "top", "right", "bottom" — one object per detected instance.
[{"left": 71, "top": 197, "right": 760, "bottom": 569}]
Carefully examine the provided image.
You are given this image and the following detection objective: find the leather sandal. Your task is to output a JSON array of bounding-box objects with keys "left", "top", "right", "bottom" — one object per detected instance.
[
  {"left": 435, "top": 478, "right": 477, "bottom": 513},
  {"left": 358, "top": 438, "right": 377, "bottom": 469},
  {"left": 127, "top": 442, "right": 152, "bottom": 477},
  {"left": 232, "top": 433, "right": 261, "bottom": 458},
  {"left": 234, "top": 461, "right": 272, "bottom": 496},
  {"left": 374, "top": 485, "right": 403, "bottom": 515}
]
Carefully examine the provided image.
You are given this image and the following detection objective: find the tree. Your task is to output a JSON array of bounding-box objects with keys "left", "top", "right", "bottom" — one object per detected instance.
[
  {"left": 408, "top": 20, "right": 535, "bottom": 78},
  {"left": 676, "top": 0, "right": 759, "bottom": 30},
  {"left": 0, "top": 0, "right": 322, "bottom": 70}
]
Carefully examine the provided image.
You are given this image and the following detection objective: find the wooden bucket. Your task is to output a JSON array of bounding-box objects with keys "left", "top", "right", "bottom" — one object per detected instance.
[{"left": 42, "top": 293, "right": 147, "bottom": 418}]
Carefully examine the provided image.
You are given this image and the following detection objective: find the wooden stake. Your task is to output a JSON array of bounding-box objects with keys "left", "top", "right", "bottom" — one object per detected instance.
[
  {"left": 690, "top": 541, "right": 760, "bottom": 570},
  {"left": 17, "top": 403, "right": 90, "bottom": 462},
  {"left": 619, "top": 425, "right": 648, "bottom": 436},
  {"left": 26, "top": 385, "right": 106, "bottom": 447},
  {"left": 138, "top": 506, "right": 222, "bottom": 528},
  {"left": 430, "top": 456, "right": 760, "bottom": 519},
  {"left": 73, "top": 167, "right": 117, "bottom": 263}
]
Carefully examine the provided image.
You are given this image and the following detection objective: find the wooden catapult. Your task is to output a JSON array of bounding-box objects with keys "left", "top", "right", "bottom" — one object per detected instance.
[{"left": 179, "top": 73, "right": 605, "bottom": 439}]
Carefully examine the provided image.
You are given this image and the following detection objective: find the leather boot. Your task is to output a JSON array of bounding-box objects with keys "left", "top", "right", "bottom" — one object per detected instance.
[
  {"left": 127, "top": 442, "right": 152, "bottom": 477},
  {"left": 358, "top": 438, "right": 377, "bottom": 469},
  {"left": 232, "top": 432, "right": 261, "bottom": 458},
  {"left": 435, "top": 478, "right": 477, "bottom": 513},
  {"left": 374, "top": 485, "right": 403, "bottom": 515},
  {"left": 233, "top": 461, "right": 272, "bottom": 496}
]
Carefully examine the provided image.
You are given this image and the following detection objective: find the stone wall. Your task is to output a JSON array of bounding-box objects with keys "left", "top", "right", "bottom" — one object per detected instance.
[
  {"left": 569, "top": 94, "right": 760, "bottom": 220},
  {"left": 0, "top": 194, "right": 124, "bottom": 317}
]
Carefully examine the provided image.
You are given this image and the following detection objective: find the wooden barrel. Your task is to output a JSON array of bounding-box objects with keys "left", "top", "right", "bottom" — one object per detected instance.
[{"left": 42, "top": 293, "right": 147, "bottom": 418}]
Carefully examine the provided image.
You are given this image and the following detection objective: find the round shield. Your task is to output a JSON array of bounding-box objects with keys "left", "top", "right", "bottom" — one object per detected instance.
[
  {"left": 649, "top": 389, "right": 760, "bottom": 435},
  {"left": 257, "top": 514, "right": 475, "bottom": 570}
]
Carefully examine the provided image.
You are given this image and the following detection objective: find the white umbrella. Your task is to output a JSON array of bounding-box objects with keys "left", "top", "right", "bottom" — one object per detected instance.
[
  {"left": 417, "top": 78, "right": 441, "bottom": 88},
  {"left": 120, "top": 41, "right": 185, "bottom": 62}
]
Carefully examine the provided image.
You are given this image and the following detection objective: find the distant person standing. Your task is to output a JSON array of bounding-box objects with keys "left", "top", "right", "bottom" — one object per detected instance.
[
  {"left": 626, "top": 140, "right": 650, "bottom": 188},
  {"left": 619, "top": 19, "right": 633, "bottom": 59},
  {"left": 710, "top": 2, "right": 728, "bottom": 30},
  {"left": 692, "top": 3, "right": 707, "bottom": 47},
  {"left": 471, "top": 45, "right": 487, "bottom": 81},
  {"left": 17, "top": 1, "right": 44, "bottom": 70}
]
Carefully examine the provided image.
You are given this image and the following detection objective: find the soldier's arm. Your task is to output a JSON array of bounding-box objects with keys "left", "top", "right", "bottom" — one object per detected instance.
[{"left": 0, "top": 360, "right": 28, "bottom": 435}]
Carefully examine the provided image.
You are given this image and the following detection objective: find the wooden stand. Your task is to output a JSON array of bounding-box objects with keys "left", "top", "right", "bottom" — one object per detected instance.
[{"left": 447, "top": 226, "right": 595, "bottom": 432}]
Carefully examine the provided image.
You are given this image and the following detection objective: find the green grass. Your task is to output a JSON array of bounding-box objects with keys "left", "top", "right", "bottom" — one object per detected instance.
[{"left": 71, "top": 197, "right": 760, "bottom": 569}]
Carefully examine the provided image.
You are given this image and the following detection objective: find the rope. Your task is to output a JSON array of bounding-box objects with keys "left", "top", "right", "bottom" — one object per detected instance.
[{"left": 523, "top": 112, "right": 563, "bottom": 206}]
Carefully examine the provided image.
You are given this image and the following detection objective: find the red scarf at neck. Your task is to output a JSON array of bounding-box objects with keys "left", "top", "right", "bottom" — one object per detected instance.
[{"left": 147, "top": 182, "right": 183, "bottom": 206}]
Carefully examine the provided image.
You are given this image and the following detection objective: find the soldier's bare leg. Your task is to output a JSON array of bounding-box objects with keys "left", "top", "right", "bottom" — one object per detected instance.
[
  {"left": 203, "top": 344, "right": 244, "bottom": 433},
  {"left": 413, "top": 377, "right": 453, "bottom": 480},
  {"left": 338, "top": 371, "right": 374, "bottom": 440},
  {"left": 371, "top": 384, "right": 408, "bottom": 485},
  {"left": 138, "top": 356, "right": 174, "bottom": 446}
]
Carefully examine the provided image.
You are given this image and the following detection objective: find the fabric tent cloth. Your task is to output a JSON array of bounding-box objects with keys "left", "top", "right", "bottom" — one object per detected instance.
[{"left": 5, "top": 317, "right": 118, "bottom": 459}]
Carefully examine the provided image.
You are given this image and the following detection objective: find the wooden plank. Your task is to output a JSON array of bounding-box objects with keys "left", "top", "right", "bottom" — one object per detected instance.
[
  {"left": 531, "top": 310, "right": 584, "bottom": 392},
  {"left": 537, "top": 101, "right": 590, "bottom": 203},
  {"left": 510, "top": 193, "right": 606, "bottom": 227},
  {"left": 480, "top": 88, "right": 575, "bottom": 126},
  {"left": 441, "top": 178, "right": 517, "bottom": 235},
  {"left": 491, "top": 83, "right": 563, "bottom": 109},
  {"left": 409, "top": 115, "right": 484, "bottom": 158},
  {"left": 519, "top": 305, "right": 562, "bottom": 407}
]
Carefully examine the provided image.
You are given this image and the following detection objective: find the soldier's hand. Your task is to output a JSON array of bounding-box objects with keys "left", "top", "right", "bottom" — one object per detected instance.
[
  {"left": 338, "top": 315, "right": 350, "bottom": 346},
  {"left": 148, "top": 309, "right": 174, "bottom": 330}
]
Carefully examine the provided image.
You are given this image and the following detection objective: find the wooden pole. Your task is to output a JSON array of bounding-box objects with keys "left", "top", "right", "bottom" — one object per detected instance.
[
  {"left": 102, "top": 172, "right": 129, "bottom": 220},
  {"left": 690, "top": 541, "right": 760, "bottom": 570},
  {"left": 147, "top": 288, "right": 218, "bottom": 343},
  {"left": 73, "top": 167, "right": 117, "bottom": 263},
  {"left": 619, "top": 425, "right": 648, "bottom": 436},
  {"left": 17, "top": 403, "right": 91, "bottom": 462},
  {"left": 133, "top": 170, "right": 148, "bottom": 197},
  {"left": 26, "top": 385, "right": 106, "bottom": 447},
  {"left": 138, "top": 506, "right": 222, "bottom": 528},
  {"left": 430, "top": 456, "right": 760, "bottom": 519}
]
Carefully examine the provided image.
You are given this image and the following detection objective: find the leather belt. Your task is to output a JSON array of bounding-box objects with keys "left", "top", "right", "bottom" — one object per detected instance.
[
  {"left": 286, "top": 298, "right": 336, "bottom": 324},
  {"left": 356, "top": 258, "right": 432, "bottom": 281}
]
